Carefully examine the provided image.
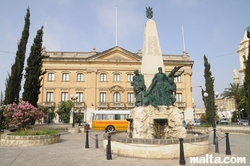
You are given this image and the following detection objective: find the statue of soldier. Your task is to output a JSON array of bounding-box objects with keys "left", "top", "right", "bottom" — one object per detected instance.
[{"left": 131, "top": 69, "right": 146, "bottom": 107}]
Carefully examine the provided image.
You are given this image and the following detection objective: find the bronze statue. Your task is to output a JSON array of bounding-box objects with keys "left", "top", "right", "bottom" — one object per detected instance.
[
  {"left": 131, "top": 69, "right": 146, "bottom": 107},
  {"left": 144, "top": 67, "right": 169, "bottom": 106},
  {"left": 146, "top": 6, "right": 153, "bottom": 19},
  {"left": 131, "top": 66, "right": 184, "bottom": 108}
]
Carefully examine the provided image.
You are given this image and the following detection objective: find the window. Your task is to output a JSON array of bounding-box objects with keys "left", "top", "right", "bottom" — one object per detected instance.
[
  {"left": 114, "top": 74, "right": 120, "bottom": 82},
  {"left": 76, "top": 92, "right": 83, "bottom": 102},
  {"left": 127, "top": 74, "right": 133, "bottom": 82},
  {"left": 127, "top": 93, "right": 134, "bottom": 103},
  {"left": 100, "top": 92, "right": 106, "bottom": 102},
  {"left": 176, "top": 93, "right": 182, "bottom": 102},
  {"left": 100, "top": 73, "right": 107, "bottom": 81},
  {"left": 48, "top": 73, "right": 54, "bottom": 81},
  {"left": 62, "top": 73, "right": 69, "bottom": 81},
  {"left": 46, "top": 92, "right": 53, "bottom": 102},
  {"left": 176, "top": 76, "right": 181, "bottom": 83},
  {"left": 113, "top": 92, "right": 120, "bottom": 102},
  {"left": 61, "top": 92, "right": 68, "bottom": 101},
  {"left": 77, "top": 73, "right": 84, "bottom": 81}
]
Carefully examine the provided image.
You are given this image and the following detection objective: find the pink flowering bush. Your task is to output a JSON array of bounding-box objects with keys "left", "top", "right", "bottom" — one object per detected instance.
[{"left": 3, "top": 101, "right": 45, "bottom": 129}]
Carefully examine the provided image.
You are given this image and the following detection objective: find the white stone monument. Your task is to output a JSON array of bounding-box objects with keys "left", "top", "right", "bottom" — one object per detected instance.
[
  {"left": 128, "top": 15, "right": 186, "bottom": 139},
  {"left": 141, "top": 19, "right": 165, "bottom": 88}
]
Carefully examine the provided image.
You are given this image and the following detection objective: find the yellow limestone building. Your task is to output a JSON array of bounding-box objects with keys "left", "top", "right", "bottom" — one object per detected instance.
[
  {"left": 38, "top": 46, "right": 194, "bottom": 124},
  {"left": 38, "top": 16, "right": 194, "bottom": 125}
]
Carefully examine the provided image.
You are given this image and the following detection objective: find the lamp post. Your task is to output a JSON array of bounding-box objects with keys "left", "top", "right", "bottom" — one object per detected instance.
[
  {"left": 70, "top": 94, "right": 79, "bottom": 128},
  {"left": 204, "top": 91, "right": 219, "bottom": 145}
]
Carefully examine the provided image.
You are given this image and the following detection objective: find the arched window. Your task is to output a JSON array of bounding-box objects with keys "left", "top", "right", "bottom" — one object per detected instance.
[{"left": 113, "top": 92, "right": 120, "bottom": 102}]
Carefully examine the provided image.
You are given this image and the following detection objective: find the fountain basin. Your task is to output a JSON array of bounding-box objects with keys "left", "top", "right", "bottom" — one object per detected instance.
[{"left": 103, "top": 130, "right": 209, "bottom": 159}]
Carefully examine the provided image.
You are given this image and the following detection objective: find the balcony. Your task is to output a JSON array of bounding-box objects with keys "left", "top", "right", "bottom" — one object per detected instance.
[
  {"left": 97, "top": 102, "right": 109, "bottom": 109},
  {"left": 126, "top": 102, "right": 135, "bottom": 108},
  {"left": 109, "top": 102, "right": 125, "bottom": 108},
  {"left": 75, "top": 102, "right": 85, "bottom": 108},
  {"left": 44, "top": 102, "right": 55, "bottom": 107},
  {"left": 175, "top": 102, "right": 186, "bottom": 108}
]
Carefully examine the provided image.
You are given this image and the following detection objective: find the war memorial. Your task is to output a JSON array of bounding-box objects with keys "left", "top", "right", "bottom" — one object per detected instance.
[{"left": 103, "top": 7, "right": 209, "bottom": 159}]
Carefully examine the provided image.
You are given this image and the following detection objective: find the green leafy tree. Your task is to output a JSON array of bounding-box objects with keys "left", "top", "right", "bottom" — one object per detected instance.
[
  {"left": 56, "top": 101, "right": 74, "bottom": 123},
  {"left": 0, "top": 91, "right": 3, "bottom": 105},
  {"left": 4, "top": 8, "right": 30, "bottom": 104},
  {"left": 38, "top": 105, "right": 56, "bottom": 124},
  {"left": 243, "top": 27, "right": 250, "bottom": 124},
  {"left": 202, "top": 55, "right": 216, "bottom": 126},
  {"left": 22, "top": 26, "right": 47, "bottom": 107},
  {"left": 0, "top": 105, "right": 6, "bottom": 131},
  {"left": 75, "top": 110, "right": 84, "bottom": 126}
]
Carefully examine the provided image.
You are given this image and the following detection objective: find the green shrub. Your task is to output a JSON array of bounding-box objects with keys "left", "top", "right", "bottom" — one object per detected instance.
[
  {"left": 199, "top": 123, "right": 211, "bottom": 127},
  {"left": 9, "top": 129, "right": 58, "bottom": 136}
]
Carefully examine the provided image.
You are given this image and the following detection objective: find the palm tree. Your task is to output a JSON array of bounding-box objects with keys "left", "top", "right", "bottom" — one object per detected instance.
[{"left": 221, "top": 83, "right": 244, "bottom": 108}]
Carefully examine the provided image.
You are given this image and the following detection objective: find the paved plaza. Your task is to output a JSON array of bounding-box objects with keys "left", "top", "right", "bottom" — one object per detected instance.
[{"left": 0, "top": 126, "right": 249, "bottom": 166}]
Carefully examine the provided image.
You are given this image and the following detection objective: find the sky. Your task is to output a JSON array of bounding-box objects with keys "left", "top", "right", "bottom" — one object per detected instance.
[{"left": 0, "top": 0, "right": 249, "bottom": 108}]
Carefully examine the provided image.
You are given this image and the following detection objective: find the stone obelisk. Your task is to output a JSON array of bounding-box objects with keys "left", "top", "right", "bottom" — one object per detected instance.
[{"left": 141, "top": 8, "right": 165, "bottom": 88}]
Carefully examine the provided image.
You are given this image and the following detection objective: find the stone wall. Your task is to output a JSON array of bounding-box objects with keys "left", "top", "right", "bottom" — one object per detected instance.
[
  {"left": 1, "top": 133, "right": 61, "bottom": 147},
  {"left": 128, "top": 105, "right": 186, "bottom": 139}
]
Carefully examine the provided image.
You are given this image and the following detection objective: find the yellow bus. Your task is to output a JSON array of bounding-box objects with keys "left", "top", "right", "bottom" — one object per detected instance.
[{"left": 92, "top": 110, "right": 130, "bottom": 132}]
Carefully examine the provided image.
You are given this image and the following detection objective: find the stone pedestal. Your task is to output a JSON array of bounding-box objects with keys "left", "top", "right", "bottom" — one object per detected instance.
[{"left": 127, "top": 105, "right": 186, "bottom": 139}]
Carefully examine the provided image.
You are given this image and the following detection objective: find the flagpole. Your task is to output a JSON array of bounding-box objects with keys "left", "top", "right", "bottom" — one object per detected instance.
[
  {"left": 116, "top": 4, "right": 118, "bottom": 46},
  {"left": 182, "top": 25, "right": 186, "bottom": 51}
]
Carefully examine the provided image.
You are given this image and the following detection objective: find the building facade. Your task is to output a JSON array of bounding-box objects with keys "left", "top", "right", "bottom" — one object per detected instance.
[
  {"left": 215, "top": 98, "right": 236, "bottom": 122},
  {"left": 38, "top": 46, "right": 194, "bottom": 124},
  {"left": 237, "top": 29, "right": 250, "bottom": 84}
]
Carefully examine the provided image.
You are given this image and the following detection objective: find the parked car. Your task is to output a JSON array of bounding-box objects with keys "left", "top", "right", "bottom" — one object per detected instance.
[
  {"left": 190, "top": 120, "right": 201, "bottom": 126},
  {"left": 200, "top": 120, "right": 206, "bottom": 125},
  {"left": 218, "top": 118, "right": 229, "bottom": 125},
  {"left": 238, "top": 119, "right": 249, "bottom": 126}
]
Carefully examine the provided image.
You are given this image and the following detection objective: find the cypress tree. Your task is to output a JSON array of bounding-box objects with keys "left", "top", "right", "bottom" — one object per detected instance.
[
  {"left": 243, "top": 27, "right": 250, "bottom": 123},
  {"left": 4, "top": 8, "right": 30, "bottom": 104},
  {"left": 22, "top": 26, "right": 47, "bottom": 107},
  {"left": 202, "top": 55, "right": 216, "bottom": 126}
]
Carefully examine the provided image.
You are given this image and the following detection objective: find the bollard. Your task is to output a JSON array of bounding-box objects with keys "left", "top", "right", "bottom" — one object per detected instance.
[
  {"left": 95, "top": 134, "right": 99, "bottom": 148},
  {"left": 179, "top": 138, "right": 186, "bottom": 165},
  {"left": 225, "top": 133, "right": 231, "bottom": 155},
  {"left": 85, "top": 130, "right": 89, "bottom": 148},
  {"left": 215, "top": 136, "right": 219, "bottom": 153},
  {"left": 106, "top": 134, "right": 112, "bottom": 160},
  {"left": 72, "top": 112, "right": 75, "bottom": 128},
  {"left": 213, "top": 128, "right": 216, "bottom": 145}
]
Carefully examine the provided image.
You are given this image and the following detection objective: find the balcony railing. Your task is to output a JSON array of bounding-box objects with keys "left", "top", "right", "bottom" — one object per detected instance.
[
  {"left": 126, "top": 102, "right": 135, "bottom": 108},
  {"left": 97, "top": 102, "right": 109, "bottom": 108},
  {"left": 75, "top": 102, "right": 85, "bottom": 107},
  {"left": 109, "top": 102, "right": 125, "bottom": 108},
  {"left": 44, "top": 102, "right": 55, "bottom": 107},
  {"left": 175, "top": 102, "right": 186, "bottom": 108}
]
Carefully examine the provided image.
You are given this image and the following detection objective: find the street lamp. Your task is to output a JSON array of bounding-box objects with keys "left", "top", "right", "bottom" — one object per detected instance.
[
  {"left": 203, "top": 91, "right": 219, "bottom": 145},
  {"left": 70, "top": 94, "right": 79, "bottom": 128}
]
